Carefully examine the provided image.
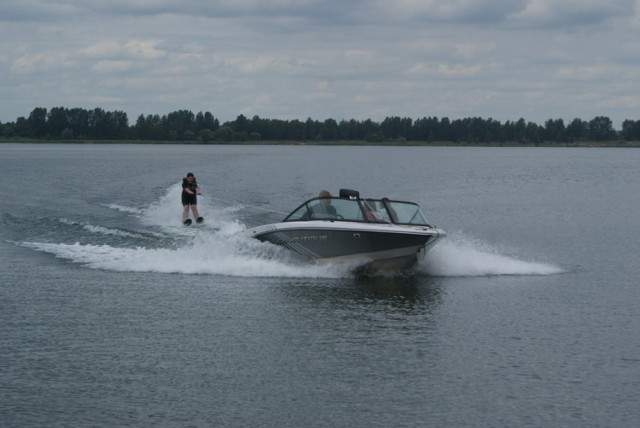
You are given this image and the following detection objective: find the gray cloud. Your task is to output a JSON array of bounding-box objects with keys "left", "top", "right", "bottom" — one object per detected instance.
[
  {"left": 1, "top": 1, "right": 639, "bottom": 128},
  {"left": 507, "top": 0, "right": 636, "bottom": 28}
]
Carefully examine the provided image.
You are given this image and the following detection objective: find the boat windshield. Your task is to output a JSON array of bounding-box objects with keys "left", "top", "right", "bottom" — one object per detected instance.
[{"left": 283, "top": 197, "right": 430, "bottom": 226}]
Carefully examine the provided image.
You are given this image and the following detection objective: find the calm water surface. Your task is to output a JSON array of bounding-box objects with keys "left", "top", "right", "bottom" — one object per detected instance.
[{"left": 1, "top": 143, "right": 639, "bottom": 427}]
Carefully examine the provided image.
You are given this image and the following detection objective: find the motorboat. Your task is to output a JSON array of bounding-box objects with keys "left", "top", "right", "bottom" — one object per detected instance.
[{"left": 247, "top": 189, "right": 445, "bottom": 270}]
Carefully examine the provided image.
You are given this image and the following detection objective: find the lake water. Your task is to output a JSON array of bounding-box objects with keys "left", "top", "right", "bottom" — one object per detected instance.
[{"left": 1, "top": 143, "right": 639, "bottom": 427}]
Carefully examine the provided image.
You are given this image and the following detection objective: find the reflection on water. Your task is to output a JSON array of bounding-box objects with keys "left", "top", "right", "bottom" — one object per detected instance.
[
  {"left": 275, "top": 274, "right": 444, "bottom": 318},
  {"left": 351, "top": 274, "right": 444, "bottom": 311}
]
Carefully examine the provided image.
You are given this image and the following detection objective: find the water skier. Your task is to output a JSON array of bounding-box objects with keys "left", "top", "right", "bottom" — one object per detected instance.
[{"left": 182, "top": 172, "right": 203, "bottom": 225}]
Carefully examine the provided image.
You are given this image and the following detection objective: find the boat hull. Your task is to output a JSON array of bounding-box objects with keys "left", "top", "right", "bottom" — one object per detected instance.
[{"left": 249, "top": 221, "right": 444, "bottom": 269}]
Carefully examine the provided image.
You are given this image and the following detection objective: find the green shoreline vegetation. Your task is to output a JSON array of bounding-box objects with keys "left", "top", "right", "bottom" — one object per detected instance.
[{"left": 1, "top": 106, "right": 639, "bottom": 147}]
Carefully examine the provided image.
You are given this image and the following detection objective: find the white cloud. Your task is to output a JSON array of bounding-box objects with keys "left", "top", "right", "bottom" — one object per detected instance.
[
  {"left": 80, "top": 39, "right": 167, "bottom": 60},
  {"left": 91, "top": 60, "right": 135, "bottom": 74},
  {"left": 10, "top": 52, "right": 76, "bottom": 74},
  {"left": 80, "top": 40, "right": 123, "bottom": 58}
]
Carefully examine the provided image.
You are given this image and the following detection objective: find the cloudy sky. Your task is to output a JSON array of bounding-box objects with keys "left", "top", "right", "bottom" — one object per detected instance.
[{"left": 1, "top": 0, "right": 639, "bottom": 128}]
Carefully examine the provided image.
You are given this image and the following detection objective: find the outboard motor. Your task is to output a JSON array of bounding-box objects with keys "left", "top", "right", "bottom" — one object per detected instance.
[{"left": 339, "top": 189, "right": 360, "bottom": 199}]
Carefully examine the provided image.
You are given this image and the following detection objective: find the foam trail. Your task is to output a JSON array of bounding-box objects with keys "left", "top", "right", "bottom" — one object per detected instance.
[
  {"left": 142, "top": 183, "right": 243, "bottom": 234},
  {"left": 419, "top": 233, "right": 563, "bottom": 277},
  {"left": 20, "top": 233, "right": 356, "bottom": 278},
  {"left": 102, "top": 204, "right": 143, "bottom": 215},
  {"left": 142, "top": 184, "right": 184, "bottom": 229},
  {"left": 59, "top": 218, "right": 165, "bottom": 240}
]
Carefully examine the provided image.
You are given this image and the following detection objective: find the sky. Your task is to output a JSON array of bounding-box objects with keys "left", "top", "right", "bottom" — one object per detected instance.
[{"left": 1, "top": 0, "right": 639, "bottom": 128}]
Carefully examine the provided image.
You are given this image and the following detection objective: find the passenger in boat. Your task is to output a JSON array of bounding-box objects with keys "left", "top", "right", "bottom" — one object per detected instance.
[
  {"left": 380, "top": 197, "right": 398, "bottom": 223},
  {"left": 364, "top": 200, "right": 385, "bottom": 222},
  {"left": 182, "top": 172, "right": 202, "bottom": 224}
]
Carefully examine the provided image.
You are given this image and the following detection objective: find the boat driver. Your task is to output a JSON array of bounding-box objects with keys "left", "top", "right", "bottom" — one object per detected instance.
[{"left": 309, "top": 190, "right": 337, "bottom": 218}]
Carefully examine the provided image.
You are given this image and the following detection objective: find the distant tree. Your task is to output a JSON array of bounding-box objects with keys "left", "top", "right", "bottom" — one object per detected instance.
[
  {"left": 321, "top": 118, "right": 339, "bottom": 140},
  {"left": 449, "top": 117, "right": 487, "bottom": 143},
  {"left": 544, "top": 118, "right": 566, "bottom": 142},
  {"left": 566, "top": 118, "right": 588, "bottom": 142},
  {"left": 439, "top": 117, "right": 452, "bottom": 141},
  {"left": 2, "top": 122, "right": 17, "bottom": 137},
  {"left": 484, "top": 118, "right": 503, "bottom": 143},
  {"left": 232, "top": 114, "right": 248, "bottom": 133},
  {"left": 183, "top": 130, "right": 196, "bottom": 141},
  {"left": 213, "top": 125, "right": 234, "bottom": 142},
  {"left": 252, "top": 118, "right": 278, "bottom": 140},
  {"left": 337, "top": 120, "right": 352, "bottom": 140},
  {"left": 68, "top": 108, "right": 90, "bottom": 138},
  {"left": 88, "top": 108, "right": 106, "bottom": 138},
  {"left": 134, "top": 114, "right": 166, "bottom": 140},
  {"left": 247, "top": 115, "right": 263, "bottom": 138},
  {"left": 588, "top": 116, "right": 616, "bottom": 141},
  {"left": 621, "top": 119, "right": 640, "bottom": 141},
  {"left": 86, "top": 108, "right": 128, "bottom": 139},
  {"left": 525, "top": 121, "right": 543, "bottom": 144},
  {"left": 60, "top": 128, "right": 74, "bottom": 139},
  {"left": 193, "top": 111, "right": 219, "bottom": 134},
  {"left": 133, "top": 114, "right": 148, "bottom": 139},
  {"left": 195, "top": 111, "right": 205, "bottom": 130},
  {"left": 204, "top": 112, "right": 219, "bottom": 131},
  {"left": 449, "top": 118, "right": 463, "bottom": 142},
  {"left": 513, "top": 118, "right": 527, "bottom": 143},
  {"left": 15, "top": 117, "right": 30, "bottom": 137},
  {"left": 413, "top": 117, "right": 438, "bottom": 141},
  {"left": 364, "top": 132, "right": 383, "bottom": 143},
  {"left": 112, "top": 110, "right": 129, "bottom": 138},
  {"left": 286, "top": 119, "right": 307, "bottom": 140},
  {"left": 471, "top": 117, "right": 487, "bottom": 142},
  {"left": 381, "top": 116, "right": 412, "bottom": 140},
  {"left": 164, "top": 110, "right": 195, "bottom": 139},
  {"left": 361, "top": 119, "right": 379, "bottom": 141},
  {"left": 47, "top": 107, "right": 70, "bottom": 138},
  {"left": 28, "top": 107, "right": 48, "bottom": 138},
  {"left": 198, "top": 129, "right": 215, "bottom": 142}
]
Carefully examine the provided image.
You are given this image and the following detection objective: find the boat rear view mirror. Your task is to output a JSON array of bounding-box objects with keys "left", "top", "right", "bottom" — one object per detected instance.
[{"left": 339, "top": 188, "right": 360, "bottom": 199}]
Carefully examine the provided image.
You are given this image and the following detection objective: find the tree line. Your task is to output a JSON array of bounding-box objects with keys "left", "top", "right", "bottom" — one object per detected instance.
[{"left": 2, "top": 106, "right": 640, "bottom": 143}]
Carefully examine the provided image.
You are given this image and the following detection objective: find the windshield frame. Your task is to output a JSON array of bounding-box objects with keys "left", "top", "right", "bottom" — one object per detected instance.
[{"left": 282, "top": 196, "right": 431, "bottom": 226}]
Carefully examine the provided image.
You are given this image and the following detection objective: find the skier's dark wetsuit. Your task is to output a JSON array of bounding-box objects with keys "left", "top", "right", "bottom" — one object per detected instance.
[{"left": 182, "top": 177, "right": 199, "bottom": 206}]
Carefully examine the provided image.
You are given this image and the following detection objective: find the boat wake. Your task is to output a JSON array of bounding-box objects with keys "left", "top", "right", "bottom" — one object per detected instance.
[
  {"left": 417, "top": 233, "right": 563, "bottom": 277},
  {"left": 21, "top": 238, "right": 354, "bottom": 278},
  {"left": 17, "top": 184, "right": 563, "bottom": 278}
]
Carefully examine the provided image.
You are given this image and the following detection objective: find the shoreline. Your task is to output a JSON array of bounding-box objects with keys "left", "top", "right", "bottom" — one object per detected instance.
[{"left": 1, "top": 138, "right": 639, "bottom": 148}]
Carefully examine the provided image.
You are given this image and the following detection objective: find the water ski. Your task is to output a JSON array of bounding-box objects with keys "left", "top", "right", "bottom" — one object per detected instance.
[
  {"left": 196, "top": 217, "right": 204, "bottom": 224},
  {"left": 183, "top": 218, "right": 192, "bottom": 226}
]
